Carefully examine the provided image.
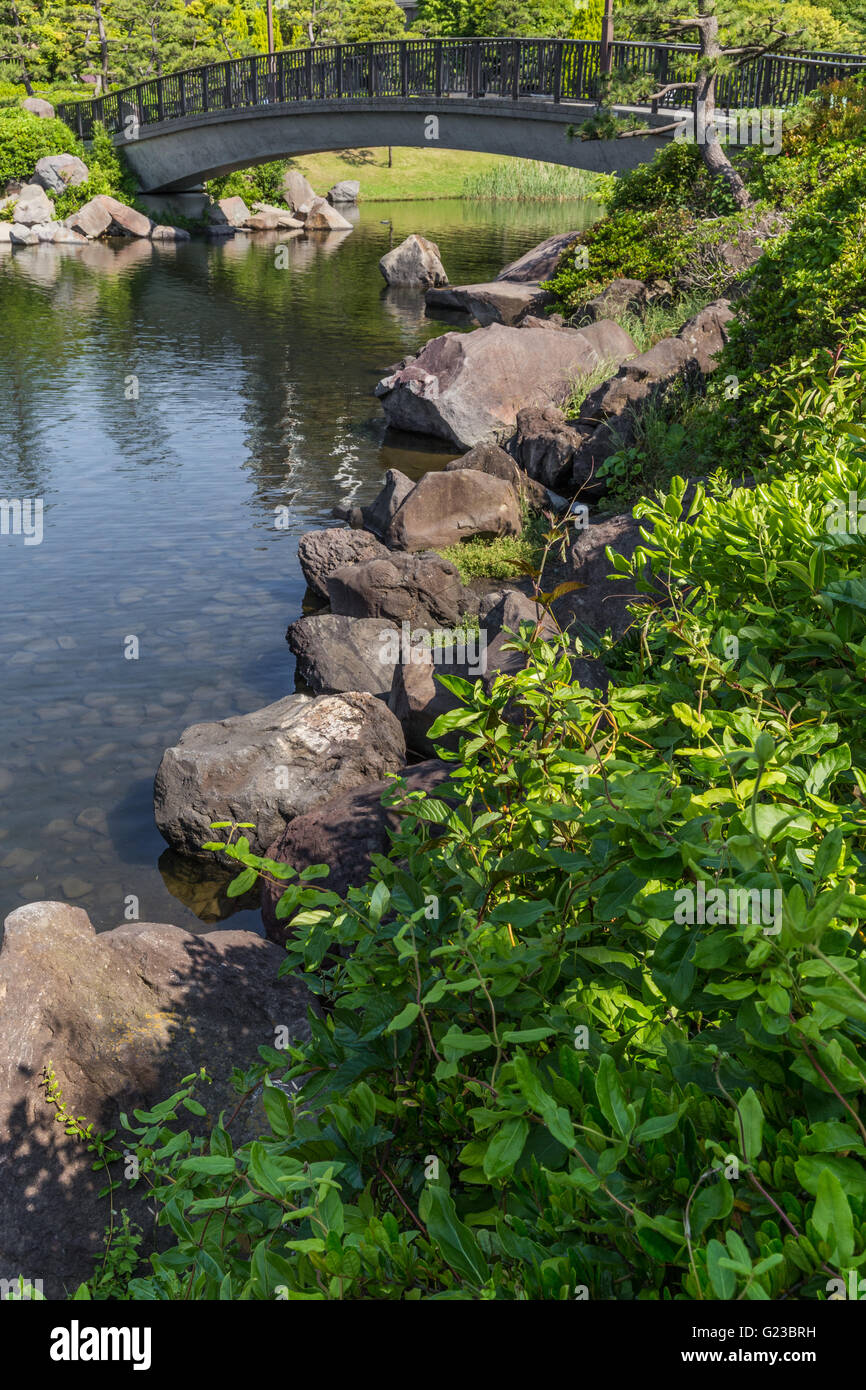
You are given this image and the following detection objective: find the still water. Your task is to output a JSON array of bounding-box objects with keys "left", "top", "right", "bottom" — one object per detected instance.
[{"left": 0, "top": 197, "right": 597, "bottom": 934}]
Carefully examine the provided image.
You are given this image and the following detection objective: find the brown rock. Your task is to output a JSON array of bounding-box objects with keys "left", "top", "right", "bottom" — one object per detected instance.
[
  {"left": 328, "top": 551, "right": 469, "bottom": 629},
  {"left": 304, "top": 196, "right": 353, "bottom": 231},
  {"left": 0, "top": 901, "right": 311, "bottom": 1297},
  {"left": 496, "top": 230, "right": 582, "bottom": 283},
  {"left": 380, "top": 233, "right": 447, "bottom": 287},
  {"left": 425, "top": 280, "right": 549, "bottom": 326},
  {"left": 444, "top": 442, "right": 552, "bottom": 510},
  {"left": 298, "top": 527, "right": 390, "bottom": 599},
  {"left": 387, "top": 469, "right": 522, "bottom": 551},
  {"left": 287, "top": 614, "right": 399, "bottom": 696},
  {"left": 361, "top": 469, "right": 415, "bottom": 539}
]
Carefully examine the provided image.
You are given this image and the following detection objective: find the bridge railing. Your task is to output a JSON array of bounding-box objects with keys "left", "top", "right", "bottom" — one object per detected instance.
[{"left": 56, "top": 37, "right": 866, "bottom": 141}]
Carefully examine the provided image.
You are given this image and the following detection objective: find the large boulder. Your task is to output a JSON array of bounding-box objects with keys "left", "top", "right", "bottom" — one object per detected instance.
[
  {"left": 361, "top": 469, "right": 415, "bottom": 540},
  {"left": 281, "top": 168, "right": 317, "bottom": 212},
  {"left": 12, "top": 183, "right": 53, "bottom": 226},
  {"left": 509, "top": 404, "right": 592, "bottom": 493},
  {"left": 287, "top": 614, "right": 399, "bottom": 697},
  {"left": 444, "top": 442, "right": 553, "bottom": 511},
  {"left": 97, "top": 194, "right": 153, "bottom": 238},
  {"left": 304, "top": 196, "right": 352, "bottom": 231},
  {"left": 21, "top": 96, "right": 54, "bottom": 118},
  {"left": 380, "top": 234, "right": 448, "bottom": 288},
  {"left": 151, "top": 224, "right": 191, "bottom": 242},
  {"left": 261, "top": 761, "right": 450, "bottom": 936},
  {"left": 375, "top": 320, "right": 635, "bottom": 449},
  {"left": 674, "top": 298, "right": 735, "bottom": 374},
  {"left": 496, "top": 230, "right": 581, "bottom": 284},
  {"left": 0, "top": 901, "right": 311, "bottom": 1297},
  {"left": 31, "top": 154, "right": 89, "bottom": 195},
  {"left": 425, "top": 280, "right": 547, "bottom": 326},
  {"left": 210, "top": 195, "right": 250, "bottom": 228},
  {"left": 327, "top": 180, "right": 360, "bottom": 204},
  {"left": 245, "top": 205, "right": 304, "bottom": 230},
  {"left": 65, "top": 196, "right": 113, "bottom": 239},
  {"left": 298, "top": 527, "right": 390, "bottom": 599},
  {"left": 153, "top": 691, "right": 406, "bottom": 856},
  {"left": 328, "top": 551, "right": 469, "bottom": 628},
  {"left": 386, "top": 469, "right": 522, "bottom": 551}
]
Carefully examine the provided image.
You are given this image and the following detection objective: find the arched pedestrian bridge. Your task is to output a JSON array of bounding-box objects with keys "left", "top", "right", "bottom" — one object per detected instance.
[{"left": 57, "top": 37, "right": 866, "bottom": 194}]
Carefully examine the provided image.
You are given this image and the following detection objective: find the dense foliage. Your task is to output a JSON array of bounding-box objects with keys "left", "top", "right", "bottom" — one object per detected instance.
[{"left": 43, "top": 68, "right": 866, "bottom": 1304}]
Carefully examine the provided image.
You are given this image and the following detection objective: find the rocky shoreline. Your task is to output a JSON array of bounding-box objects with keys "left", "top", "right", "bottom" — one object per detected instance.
[{"left": 0, "top": 214, "right": 756, "bottom": 1293}]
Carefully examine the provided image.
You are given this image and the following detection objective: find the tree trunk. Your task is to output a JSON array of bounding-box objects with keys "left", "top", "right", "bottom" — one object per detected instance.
[
  {"left": 93, "top": 0, "right": 111, "bottom": 93},
  {"left": 695, "top": 11, "right": 752, "bottom": 209},
  {"left": 11, "top": 4, "right": 34, "bottom": 95}
]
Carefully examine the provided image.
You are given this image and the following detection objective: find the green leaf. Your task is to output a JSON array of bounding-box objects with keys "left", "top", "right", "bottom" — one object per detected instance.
[
  {"left": 812, "top": 1168, "right": 854, "bottom": 1268},
  {"left": 386, "top": 1001, "right": 420, "bottom": 1034},
  {"left": 736, "top": 1088, "right": 763, "bottom": 1163},
  {"left": 482, "top": 1117, "right": 529, "bottom": 1180},
  {"left": 419, "top": 1185, "right": 490, "bottom": 1286},
  {"left": 595, "top": 1053, "right": 635, "bottom": 1139}
]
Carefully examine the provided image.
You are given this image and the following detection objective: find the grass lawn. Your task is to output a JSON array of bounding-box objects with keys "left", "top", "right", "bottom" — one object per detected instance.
[{"left": 284, "top": 147, "right": 584, "bottom": 202}]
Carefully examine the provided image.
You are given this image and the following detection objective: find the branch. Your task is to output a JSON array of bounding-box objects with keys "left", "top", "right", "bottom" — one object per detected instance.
[
  {"left": 616, "top": 121, "right": 686, "bottom": 138},
  {"left": 645, "top": 80, "right": 697, "bottom": 101}
]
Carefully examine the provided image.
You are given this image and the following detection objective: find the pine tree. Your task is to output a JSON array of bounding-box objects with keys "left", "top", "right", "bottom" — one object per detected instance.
[{"left": 612, "top": 0, "right": 807, "bottom": 208}]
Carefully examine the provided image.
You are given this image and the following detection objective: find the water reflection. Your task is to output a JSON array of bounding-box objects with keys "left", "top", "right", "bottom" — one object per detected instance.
[{"left": 0, "top": 196, "right": 599, "bottom": 933}]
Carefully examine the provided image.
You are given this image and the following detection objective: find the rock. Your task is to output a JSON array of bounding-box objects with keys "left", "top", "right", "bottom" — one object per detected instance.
[
  {"left": 675, "top": 298, "right": 734, "bottom": 374},
  {"left": 12, "top": 184, "right": 53, "bottom": 226},
  {"left": 245, "top": 208, "right": 304, "bottom": 230},
  {"left": 0, "top": 900, "right": 311, "bottom": 1297},
  {"left": 21, "top": 96, "right": 54, "bottom": 118},
  {"left": 444, "top": 441, "right": 553, "bottom": 511},
  {"left": 570, "top": 277, "right": 648, "bottom": 326},
  {"left": 298, "top": 527, "right": 390, "bottom": 600},
  {"left": 327, "top": 180, "right": 360, "bottom": 204},
  {"left": 65, "top": 196, "right": 112, "bottom": 239},
  {"left": 556, "top": 510, "right": 648, "bottom": 642},
  {"left": 379, "top": 234, "right": 448, "bottom": 288},
  {"left": 51, "top": 225, "right": 88, "bottom": 245},
  {"left": 150, "top": 224, "right": 191, "bottom": 242},
  {"left": 496, "top": 230, "right": 581, "bottom": 283},
  {"left": 376, "top": 320, "right": 636, "bottom": 450},
  {"left": 304, "top": 196, "right": 353, "bottom": 231},
  {"left": 281, "top": 168, "right": 317, "bottom": 212},
  {"left": 287, "top": 614, "right": 399, "bottom": 697},
  {"left": 387, "top": 469, "right": 522, "bottom": 551},
  {"left": 9, "top": 224, "right": 38, "bottom": 245},
  {"left": 154, "top": 692, "right": 405, "bottom": 857},
  {"left": 31, "top": 154, "right": 89, "bottom": 195},
  {"left": 211, "top": 195, "right": 251, "bottom": 228},
  {"left": 96, "top": 194, "right": 153, "bottom": 238},
  {"left": 509, "top": 404, "right": 591, "bottom": 493},
  {"left": 328, "top": 551, "right": 469, "bottom": 629},
  {"left": 260, "top": 761, "right": 450, "bottom": 936},
  {"left": 425, "top": 280, "right": 548, "bottom": 326},
  {"left": 33, "top": 222, "right": 57, "bottom": 242},
  {"left": 361, "top": 469, "right": 415, "bottom": 539}
]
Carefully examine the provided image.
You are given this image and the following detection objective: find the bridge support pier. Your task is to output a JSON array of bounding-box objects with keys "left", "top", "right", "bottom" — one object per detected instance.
[{"left": 136, "top": 186, "right": 210, "bottom": 222}]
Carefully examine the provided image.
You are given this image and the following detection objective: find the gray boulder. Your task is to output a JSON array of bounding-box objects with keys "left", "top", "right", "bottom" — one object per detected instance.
[
  {"left": 287, "top": 614, "right": 399, "bottom": 697},
  {"left": 570, "top": 277, "right": 648, "bottom": 326},
  {"left": 509, "top": 404, "right": 592, "bottom": 493},
  {"left": 425, "top": 280, "right": 548, "bottom": 326},
  {"left": 153, "top": 691, "right": 406, "bottom": 856},
  {"left": 281, "top": 169, "right": 317, "bottom": 212},
  {"left": 496, "top": 230, "right": 582, "bottom": 284},
  {"left": 211, "top": 195, "right": 250, "bottom": 228},
  {"left": 361, "top": 469, "right": 415, "bottom": 539},
  {"left": 65, "top": 196, "right": 113, "bottom": 239},
  {"left": 327, "top": 180, "right": 360, "bottom": 204},
  {"left": 675, "top": 298, "right": 735, "bottom": 374},
  {"left": 387, "top": 469, "right": 522, "bottom": 551},
  {"left": 31, "top": 154, "right": 89, "bottom": 194},
  {"left": 298, "top": 527, "right": 390, "bottom": 599},
  {"left": 151, "top": 224, "right": 191, "bottom": 242},
  {"left": 380, "top": 234, "right": 448, "bottom": 288},
  {"left": 21, "top": 96, "right": 54, "bottom": 118},
  {"left": 0, "top": 901, "right": 311, "bottom": 1297},
  {"left": 305, "top": 196, "right": 353, "bottom": 231},
  {"left": 260, "top": 760, "right": 450, "bottom": 937},
  {"left": 328, "top": 551, "right": 469, "bottom": 628},
  {"left": 12, "top": 183, "right": 53, "bottom": 226},
  {"left": 376, "top": 320, "right": 635, "bottom": 450}
]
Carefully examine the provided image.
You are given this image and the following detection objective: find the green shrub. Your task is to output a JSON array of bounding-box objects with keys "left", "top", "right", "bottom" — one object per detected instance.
[
  {"left": 544, "top": 206, "right": 694, "bottom": 309},
  {"left": 208, "top": 160, "right": 289, "bottom": 206},
  {"left": 0, "top": 108, "right": 84, "bottom": 186},
  {"left": 608, "top": 140, "right": 737, "bottom": 218}
]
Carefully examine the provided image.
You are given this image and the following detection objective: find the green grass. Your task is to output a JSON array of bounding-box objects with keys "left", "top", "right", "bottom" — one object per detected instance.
[
  {"left": 462, "top": 159, "right": 609, "bottom": 203},
  {"left": 437, "top": 510, "right": 548, "bottom": 581},
  {"left": 285, "top": 148, "right": 604, "bottom": 203}
]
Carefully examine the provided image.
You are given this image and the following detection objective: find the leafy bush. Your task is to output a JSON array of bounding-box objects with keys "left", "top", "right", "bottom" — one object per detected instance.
[
  {"left": 608, "top": 140, "right": 737, "bottom": 218},
  {"left": 208, "top": 160, "right": 289, "bottom": 206},
  {"left": 0, "top": 108, "right": 84, "bottom": 186},
  {"left": 91, "top": 356, "right": 866, "bottom": 1299},
  {"left": 544, "top": 206, "right": 694, "bottom": 309}
]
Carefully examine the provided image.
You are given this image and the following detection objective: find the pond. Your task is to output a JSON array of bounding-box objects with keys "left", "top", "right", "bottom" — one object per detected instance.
[{"left": 0, "top": 195, "right": 598, "bottom": 935}]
